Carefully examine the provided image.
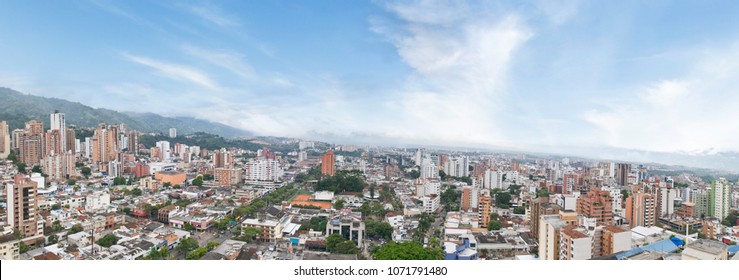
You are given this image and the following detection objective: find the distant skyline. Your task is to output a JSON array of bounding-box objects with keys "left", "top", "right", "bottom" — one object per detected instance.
[{"left": 2, "top": 1, "right": 739, "bottom": 164}]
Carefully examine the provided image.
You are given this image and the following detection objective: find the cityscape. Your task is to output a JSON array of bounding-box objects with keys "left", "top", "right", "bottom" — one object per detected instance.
[
  {"left": 0, "top": 106, "right": 737, "bottom": 260},
  {"left": 1, "top": 1, "right": 738, "bottom": 263}
]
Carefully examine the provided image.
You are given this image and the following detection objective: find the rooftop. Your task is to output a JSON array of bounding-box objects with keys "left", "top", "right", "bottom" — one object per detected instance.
[{"left": 686, "top": 239, "right": 728, "bottom": 255}]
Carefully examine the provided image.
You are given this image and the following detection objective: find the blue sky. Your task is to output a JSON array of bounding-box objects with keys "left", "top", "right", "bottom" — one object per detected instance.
[{"left": 3, "top": 0, "right": 739, "bottom": 159}]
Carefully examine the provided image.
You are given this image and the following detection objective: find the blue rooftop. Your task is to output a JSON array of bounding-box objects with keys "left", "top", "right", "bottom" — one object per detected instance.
[
  {"left": 728, "top": 245, "right": 739, "bottom": 254},
  {"left": 616, "top": 239, "right": 680, "bottom": 259}
]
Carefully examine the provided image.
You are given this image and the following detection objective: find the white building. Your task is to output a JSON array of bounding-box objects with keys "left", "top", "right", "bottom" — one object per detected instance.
[
  {"left": 156, "top": 141, "right": 171, "bottom": 161},
  {"left": 245, "top": 159, "right": 283, "bottom": 182},
  {"left": 484, "top": 170, "right": 502, "bottom": 190},
  {"left": 420, "top": 195, "right": 440, "bottom": 214},
  {"left": 712, "top": 178, "right": 731, "bottom": 220},
  {"left": 420, "top": 158, "right": 439, "bottom": 180},
  {"left": 444, "top": 156, "right": 469, "bottom": 177},
  {"left": 85, "top": 192, "right": 110, "bottom": 213},
  {"left": 169, "top": 128, "right": 177, "bottom": 138},
  {"left": 50, "top": 112, "right": 66, "bottom": 152}
]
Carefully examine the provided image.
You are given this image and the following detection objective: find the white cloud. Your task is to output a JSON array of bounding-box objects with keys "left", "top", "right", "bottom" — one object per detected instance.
[
  {"left": 181, "top": 45, "right": 256, "bottom": 80},
  {"left": 121, "top": 53, "right": 219, "bottom": 90},
  {"left": 583, "top": 45, "right": 739, "bottom": 153},
  {"left": 535, "top": 0, "right": 582, "bottom": 25},
  {"left": 183, "top": 3, "right": 240, "bottom": 28},
  {"left": 370, "top": 1, "right": 533, "bottom": 147}
]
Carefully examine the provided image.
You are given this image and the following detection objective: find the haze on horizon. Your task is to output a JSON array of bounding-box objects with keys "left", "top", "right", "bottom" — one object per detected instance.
[{"left": 2, "top": 1, "right": 739, "bottom": 170}]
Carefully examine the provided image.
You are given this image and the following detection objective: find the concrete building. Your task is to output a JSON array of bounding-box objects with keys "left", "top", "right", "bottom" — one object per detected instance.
[
  {"left": 0, "top": 121, "right": 10, "bottom": 159},
  {"left": 0, "top": 233, "right": 20, "bottom": 260},
  {"left": 627, "top": 192, "right": 656, "bottom": 228},
  {"left": 154, "top": 170, "right": 187, "bottom": 186},
  {"left": 478, "top": 192, "right": 491, "bottom": 228},
  {"left": 326, "top": 211, "right": 364, "bottom": 245},
  {"left": 616, "top": 163, "right": 630, "bottom": 187},
  {"left": 169, "top": 128, "right": 177, "bottom": 138},
  {"left": 559, "top": 225, "right": 592, "bottom": 260},
  {"left": 538, "top": 211, "right": 578, "bottom": 260},
  {"left": 681, "top": 239, "right": 728, "bottom": 260},
  {"left": 321, "top": 150, "right": 335, "bottom": 176},
  {"left": 7, "top": 174, "right": 39, "bottom": 237},
  {"left": 529, "top": 196, "right": 562, "bottom": 239},
  {"left": 244, "top": 159, "right": 283, "bottom": 182},
  {"left": 85, "top": 192, "right": 111, "bottom": 213},
  {"left": 215, "top": 168, "right": 243, "bottom": 186},
  {"left": 483, "top": 169, "right": 502, "bottom": 190},
  {"left": 712, "top": 178, "right": 731, "bottom": 220},
  {"left": 576, "top": 189, "right": 614, "bottom": 225},
  {"left": 50, "top": 112, "right": 66, "bottom": 153}
]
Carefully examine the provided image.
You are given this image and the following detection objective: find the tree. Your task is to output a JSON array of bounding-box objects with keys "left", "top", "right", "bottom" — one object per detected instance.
[
  {"left": 370, "top": 185, "right": 375, "bottom": 198},
  {"left": 334, "top": 240, "right": 358, "bottom": 254},
  {"left": 365, "top": 220, "right": 393, "bottom": 240},
  {"left": 409, "top": 170, "right": 420, "bottom": 179},
  {"left": 68, "top": 224, "right": 84, "bottom": 234},
  {"left": 487, "top": 220, "right": 502, "bottom": 231},
  {"left": 16, "top": 162, "right": 27, "bottom": 174},
  {"left": 81, "top": 167, "right": 91, "bottom": 178},
  {"left": 186, "top": 247, "right": 207, "bottom": 260},
  {"left": 32, "top": 165, "right": 42, "bottom": 173},
  {"left": 51, "top": 204, "right": 61, "bottom": 211},
  {"left": 131, "top": 188, "right": 142, "bottom": 196},
  {"left": 183, "top": 222, "right": 195, "bottom": 231},
  {"left": 333, "top": 199, "right": 346, "bottom": 210},
  {"left": 48, "top": 234, "right": 59, "bottom": 245},
  {"left": 113, "top": 177, "right": 126, "bottom": 185},
  {"left": 722, "top": 212, "right": 738, "bottom": 227},
  {"left": 176, "top": 237, "right": 199, "bottom": 255},
  {"left": 163, "top": 182, "right": 172, "bottom": 188},
  {"left": 66, "top": 179, "right": 76, "bottom": 186},
  {"left": 96, "top": 234, "right": 119, "bottom": 247},
  {"left": 495, "top": 192, "right": 512, "bottom": 208},
  {"left": 123, "top": 207, "right": 132, "bottom": 215},
  {"left": 372, "top": 242, "right": 442, "bottom": 260},
  {"left": 536, "top": 188, "right": 549, "bottom": 198},
  {"left": 242, "top": 227, "right": 261, "bottom": 242},
  {"left": 51, "top": 220, "right": 63, "bottom": 232},
  {"left": 326, "top": 234, "right": 345, "bottom": 253},
  {"left": 192, "top": 177, "right": 203, "bottom": 187},
  {"left": 206, "top": 241, "right": 220, "bottom": 251},
  {"left": 513, "top": 206, "right": 526, "bottom": 215},
  {"left": 19, "top": 242, "right": 29, "bottom": 254},
  {"left": 308, "top": 216, "right": 328, "bottom": 232}
]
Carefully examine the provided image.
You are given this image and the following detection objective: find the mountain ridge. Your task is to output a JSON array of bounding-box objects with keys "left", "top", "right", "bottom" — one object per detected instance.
[{"left": 0, "top": 87, "right": 251, "bottom": 138}]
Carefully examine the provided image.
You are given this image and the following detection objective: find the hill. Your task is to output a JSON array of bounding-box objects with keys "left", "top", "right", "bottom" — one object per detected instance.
[{"left": 0, "top": 87, "right": 251, "bottom": 137}]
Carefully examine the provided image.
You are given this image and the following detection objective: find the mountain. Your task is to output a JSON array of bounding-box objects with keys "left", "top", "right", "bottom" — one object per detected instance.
[{"left": 0, "top": 87, "right": 251, "bottom": 137}]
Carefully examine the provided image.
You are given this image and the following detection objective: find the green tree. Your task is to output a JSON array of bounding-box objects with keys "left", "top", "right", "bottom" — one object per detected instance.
[
  {"left": 66, "top": 179, "right": 76, "bottom": 186},
  {"left": 183, "top": 222, "right": 195, "bottom": 231},
  {"left": 365, "top": 219, "right": 394, "bottom": 240},
  {"left": 48, "top": 234, "right": 59, "bottom": 245},
  {"left": 333, "top": 199, "right": 346, "bottom": 210},
  {"left": 495, "top": 192, "right": 512, "bottom": 208},
  {"left": 51, "top": 204, "right": 61, "bottom": 211},
  {"left": 192, "top": 177, "right": 203, "bottom": 187},
  {"left": 19, "top": 242, "right": 29, "bottom": 254},
  {"left": 186, "top": 247, "right": 207, "bottom": 260},
  {"left": 487, "top": 220, "right": 502, "bottom": 231},
  {"left": 536, "top": 188, "right": 549, "bottom": 198},
  {"left": 722, "top": 212, "right": 738, "bottom": 227},
  {"left": 96, "top": 234, "right": 119, "bottom": 247},
  {"left": 242, "top": 227, "right": 261, "bottom": 242},
  {"left": 32, "top": 165, "right": 42, "bottom": 173},
  {"left": 81, "top": 167, "right": 91, "bottom": 178},
  {"left": 123, "top": 207, "right": 132, "bottom": 215},
  {"left": 326, "top": 234, "right": 345, "bottom": 253},
  {"left": 206, "top": 241, "right": 220, "bottom": 251},
  {"left": 372, "top": 242, "right": 442, "bottom": 260},
  {"left": 68, "top": 224, "right": 84, "bottom": 234},
  {"left": 176, "top": 237, "right": 199, "bottom": 255},
  {"left": 369, "top": 185, "right": 375, "bottom": 198},
  {"left": 308, "top": 216, "right": 328, "bottom": 232},
  {"left": 409, "top": 170, "right": 420, "bottom": 179},
  {"left": 513, "top": 206, "right": 526, "bottom": 215},
  {"left": 131, "top": 188, "right": 142, "bottom": 196},
  {"left": 113, "top": 177, "right": 126, "bottom": 185},
  {"left": 334, "top": 240, "right": 358, "bottom": 254},
  {"left": 16, "top": 162, "right": 27, "bottom": 174},
  {"left": 51, "top": 220, "right": 63, "bottom": 232}
]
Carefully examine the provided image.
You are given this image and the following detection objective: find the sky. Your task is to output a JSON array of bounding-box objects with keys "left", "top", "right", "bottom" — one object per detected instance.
[{"left": 2, "top": 0, "right": 739, "bottom": 163}]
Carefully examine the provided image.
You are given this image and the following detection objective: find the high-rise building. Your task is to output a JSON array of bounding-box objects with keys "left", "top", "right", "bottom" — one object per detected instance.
[
  {"left": 461, "top": 186, "right": 472, "bottom": 211},
  {"left": 478, "top": 192, "right": 492, "bottom": 228},
  {"left": 559, "top": 225, "right": 592, "bottom": 260},
  {"left": 50, "top": 112, "right": 66, "bottom": 152},
  {"left": 126, "top": 131, "right": 139, "bottom": 154},
  {"left": 44, "top": 129, "right": 63, "bottom": 156},
  {"left": 563, "top": 173, "right": 579, "bottom": 194},
  {"left": 529, "top": 196, "right": 562, "bottom": 239},
  {"left": 7, "top": 174, "right": 40, "bottom": 237},
  {"left": 420, "top": 157, "right": 439, "bottom": 180},
  {"left": 444, "top": 156, "right": 470, "bottom": 177},
  {"left": 25, "top": 120, "right": 44, "bottom": 136},
  {"left": 692, "top": 188, "right": 712, "bottom": 219},
  {"left": 42, "top": 150, "right": 76, "bottom": 181},
  {"left": 12, "top": 129, "right": 24, "bottom": 150},
  {"left": 538, "top": 211, "right": 578, "bottom": 260},
  {"left": 712, "top": 178, "right": 731, "bottom": 220},
  {"left": 0, "top": 121, "right": 9, "bottom": 158},
  {"left": 627, "top": 191, "right": 656, "bottom": 228},
  {"left": 214, "top": 168, "right": 243, "bottom": 186},
  {"left": 321, "top": 150, "right": 335, "bottom": 176},
  {"left": 244, "top": 159, "right": 283, "bottom": 182},
  {"left": 214, "top": 148, "right": 232, "bottom": 168},
  {"left": 156, "top": 140, "right": 170, "bottom": 161},
  {"left": 169, "top": 128, "right": 177, "bottom": 138},
  {"left": 20, "top": 134, "right": 43, "bottom": 165},
  {"left": 65, "top": 128, "right": 76, "bottom": 153},
  {"left": 92, "top": 123, "right": 118, "bottom": 163},
  {"left": 576, "top": 189, "right": 614, "bottom": 225},
  {"left": 616, "top": 163, "right": 631, "bottom": 186},
  {"left": 484, "top": 169, "right": 503, "bottom": 190}
]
